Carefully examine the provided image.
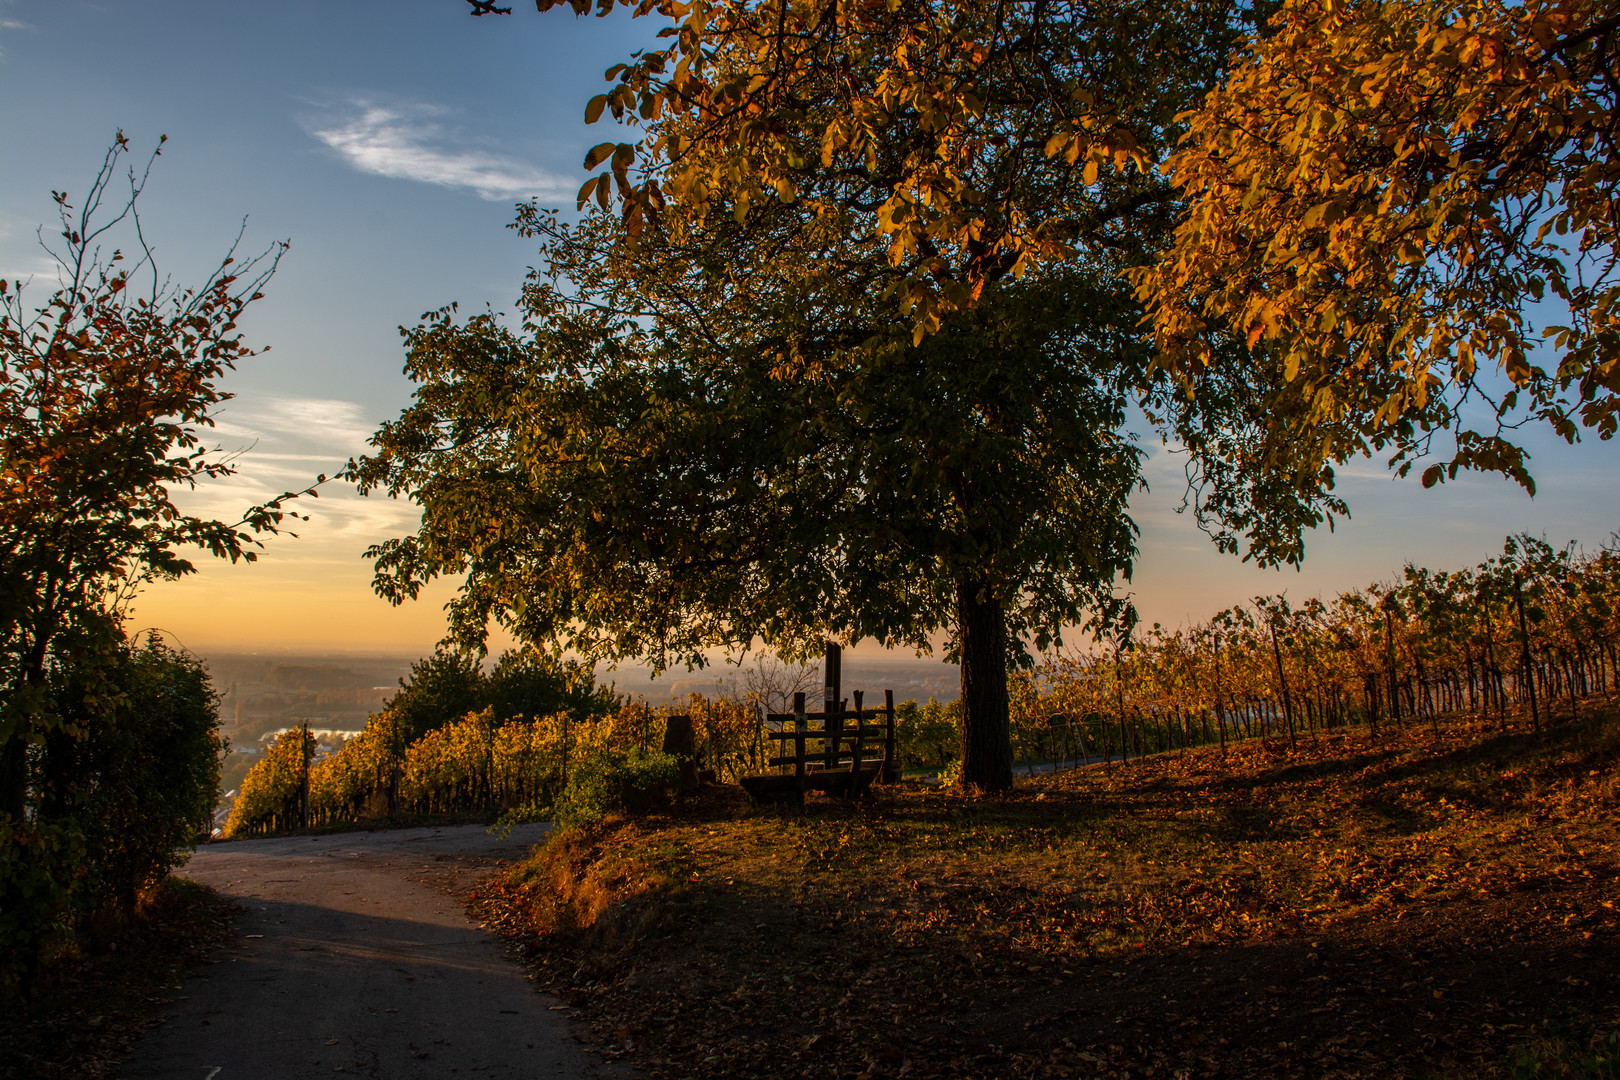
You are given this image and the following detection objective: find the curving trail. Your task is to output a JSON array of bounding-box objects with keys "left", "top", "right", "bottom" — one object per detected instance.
[{"left": 123, "top": 824, "right": 620, "bottom": 1080}]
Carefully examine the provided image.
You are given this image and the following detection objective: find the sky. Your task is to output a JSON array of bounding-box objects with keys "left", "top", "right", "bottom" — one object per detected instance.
[{"left": 1, "top": 0, "right": 1616, "bottom": 664}]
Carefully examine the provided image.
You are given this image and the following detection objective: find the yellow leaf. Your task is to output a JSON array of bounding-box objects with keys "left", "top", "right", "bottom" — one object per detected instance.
[
  {"left": 583, "top": 142, "right": 618, "bottom": 171},
  {"left": 576, "top": 176, "right": 599, "bottom": 210}
]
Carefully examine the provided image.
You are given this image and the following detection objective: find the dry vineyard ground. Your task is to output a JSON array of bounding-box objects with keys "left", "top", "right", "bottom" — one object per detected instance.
[{"left": 469, "top": 709, "right": 1620, "bottom": 1079}]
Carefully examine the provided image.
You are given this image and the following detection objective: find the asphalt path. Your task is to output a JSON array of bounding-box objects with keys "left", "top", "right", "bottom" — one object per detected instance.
[
  {"left": 1013, "top": 753, "right": 1109, "bottom": 776},
  {"left": 122, "top": 824, "right": 625, "bottom": 1080}
]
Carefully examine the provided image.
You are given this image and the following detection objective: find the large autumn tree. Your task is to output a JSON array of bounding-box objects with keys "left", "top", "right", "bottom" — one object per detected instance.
[
  {"left": 354, "top": 203, "right": 1148, "bottom": 791},
  {"left": 353, "top": 184, "right": 1343, "bottom": 790},
  {"left": 390, "top": 0, "right": 1345, "bottom": 789}
]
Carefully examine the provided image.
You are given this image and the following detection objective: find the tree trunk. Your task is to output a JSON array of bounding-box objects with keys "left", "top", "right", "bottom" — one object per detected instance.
[
  {"left": 3, "top": 639, "right": 52, "bottom": 820},
  {"left": 0, "top": 734, "right": 25, "bottom": 820},
  {"left": 957, "top": 578, "right": 1013, "bottom": 792}
]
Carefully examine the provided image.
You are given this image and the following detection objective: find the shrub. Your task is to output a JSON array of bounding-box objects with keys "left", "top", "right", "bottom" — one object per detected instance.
[
  {"left": 77, "top": 640, "right": 223, "bottom": 920},
  {"left": 554, "top": 746, "right": 679, "bottom": 829},
  {"left": 0, "top": 820, "right": 84, "bottom": 991},
  {"left": 1, "top": 636, "right": 221, "bottom": 987},
  {"left": 895, "top": 698, "right": 961, "bottom": 771}
]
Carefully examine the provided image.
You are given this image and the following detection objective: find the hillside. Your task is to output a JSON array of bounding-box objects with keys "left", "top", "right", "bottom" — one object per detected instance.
[{"left": 471, "top": 711, "right": 1620, "bottom": 1079}]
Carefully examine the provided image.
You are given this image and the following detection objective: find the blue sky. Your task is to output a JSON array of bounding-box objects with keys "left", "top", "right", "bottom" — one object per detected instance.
[{"left": 2, "top": 0, "right": 1616, "bottom": 658}]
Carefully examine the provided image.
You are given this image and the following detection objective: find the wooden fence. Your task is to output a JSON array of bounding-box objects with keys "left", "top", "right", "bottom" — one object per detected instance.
[{"left": 740, "top": 689, "right": 897, "bottom": 803}]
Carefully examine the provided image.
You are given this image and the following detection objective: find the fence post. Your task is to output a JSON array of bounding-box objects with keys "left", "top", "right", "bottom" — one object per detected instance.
[
  {"left": 823, "top": 642, "right": 841, "bottom": 773},
  {"left": 850, "top": 690, "right": 866, "bottom": 798},
  {"left": 793, "top": 691, "right": 807, "bottom": 791},
  {"left": 883, "top": 689, "right": 897, "bottom": 782},
  {"left": 299, "top": 722, "right": 311, "bottom": 830}
]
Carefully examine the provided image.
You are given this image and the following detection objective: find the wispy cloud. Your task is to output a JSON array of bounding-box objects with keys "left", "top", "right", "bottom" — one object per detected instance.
[
  {"left": 0, "top": 11, "right": 30, "bottom": 57},
  {"left": 0, "top": 254, "right": 64, "bottom": 287},
  {"left": 257, "top": 396, "right": 379, "bottom": 450},
  {"left": 175, "top": 396, "right": 422, "bottom": 546},
  {"left": 305, "top": 97, "right": 570, "bottom": 202},
  {"left": 212, "top": 396, "right": 377, "bottom": 453}
]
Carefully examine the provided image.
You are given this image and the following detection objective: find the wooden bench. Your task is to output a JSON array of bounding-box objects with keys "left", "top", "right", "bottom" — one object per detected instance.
[{"left": 739, "top": 689, "right": 897, "bottom": 805}]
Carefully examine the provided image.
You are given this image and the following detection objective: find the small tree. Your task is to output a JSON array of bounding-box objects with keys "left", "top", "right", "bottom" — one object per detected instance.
[
  {"left": 742, "top": 656, "right": 822, "bottom": 716},
  {"left": 386, "top": 651, "right": 485, "bottom": 743},
  {"left": 386, "top": 647, "right": 621, "bottom": 743},
  {"left": 0, "top": 134, "right": 312, "bottom": 818}
]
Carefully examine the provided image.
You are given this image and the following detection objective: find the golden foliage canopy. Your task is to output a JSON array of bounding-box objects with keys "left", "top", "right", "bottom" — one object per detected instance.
[
  {"left": 509, "top": 0, "right": 1618, "bottom": 487},
  {"left": 531, "top": 0, "right": 1239, "bottom": 337},
  {"left": 1134, "top": 0, "right": 1620, "bottom": 488}
]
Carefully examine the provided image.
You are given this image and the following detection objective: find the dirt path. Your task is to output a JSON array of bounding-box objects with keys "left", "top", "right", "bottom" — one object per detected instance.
[{"left": 123, "top": 824, "right": 625, "bottom": 1080}]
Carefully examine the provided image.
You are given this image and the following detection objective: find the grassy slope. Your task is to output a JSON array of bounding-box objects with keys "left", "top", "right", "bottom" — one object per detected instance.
[{"left": 474, "top": 711, "right": 1620, "bottom": 1079}]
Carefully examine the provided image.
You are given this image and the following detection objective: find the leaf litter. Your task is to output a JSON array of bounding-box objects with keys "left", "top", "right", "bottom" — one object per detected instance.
[
  {"left": 0, "top": 877, "right": 240, "bottom": 1080},
  {"left": 465, "top": 712, "right": 1620, "bottom": 1079}
]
